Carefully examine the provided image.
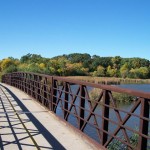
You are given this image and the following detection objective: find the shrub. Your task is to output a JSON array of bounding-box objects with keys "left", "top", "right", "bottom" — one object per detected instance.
[
  {"left": 89, "top": 88, "right": 134, "bottom": 103},
  {"left": 112, "top": 92, "right": 134, "bottom": 102},
  {"left": 89, "top": 88, "right": 102, "bottom": 101}
]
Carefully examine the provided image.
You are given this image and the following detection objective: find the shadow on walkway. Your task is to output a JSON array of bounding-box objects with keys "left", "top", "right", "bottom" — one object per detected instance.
[{"left": 0, "top": 84, "right": 66, "bottom": 150}]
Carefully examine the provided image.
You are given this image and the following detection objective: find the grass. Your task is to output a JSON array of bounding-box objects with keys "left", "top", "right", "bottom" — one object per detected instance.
[
  {"left": 65, "top": 76, "right": 150, "bottom": 85},
  {"left": 112, "top": 92, "right": 135, "bottom": 103},
  {"left": 107, "top": 132, "right": 138, "bottom": 150},
  {"left": 89, "top": 88, "right": 135, "bottom": 103}
]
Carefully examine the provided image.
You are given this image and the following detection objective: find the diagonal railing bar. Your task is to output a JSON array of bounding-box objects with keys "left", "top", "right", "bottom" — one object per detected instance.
[
  {"left": 81, "top": 87, "right": 103, "bottom": 134},
  {"left": 104, "top": 98, "right": 141, "bottom": 147},
  {"left": 64, "top": 86, "right": 80, "bottom": 120},
  {"left": 99, "top": 101, "right": 150, "bottom": 122},
  {"left": 108, "top": 92, "right": 131, "bottom": 146},
  {"left": 83, "top": 86, "right": 101, "bottom": 140},
  {"left": 53, "top": 85, "right": 64, "bottom": 112}
]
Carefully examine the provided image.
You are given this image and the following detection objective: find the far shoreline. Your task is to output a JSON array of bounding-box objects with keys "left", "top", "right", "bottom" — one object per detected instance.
[{"left": 65, "top": 76, "right": 150, "bottom": 85}]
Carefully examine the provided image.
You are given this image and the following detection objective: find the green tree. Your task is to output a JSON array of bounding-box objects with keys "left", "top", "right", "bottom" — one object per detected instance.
[
  {"left": 67, "top": 53, "right": 91, "bottom": 64},
  {"left": 132, "top": 58, "right": 141, "bottom": 68},
  {"left": 120, "top": 63, "right": 129, "bottom": 78},
  {"left": 66, "top": 62, "right": 88, "bottom": 76},
  {"left": 111, "top": 56, "right": 121, "bottom": 69},
  {"left": 4, "top": 65, "right": 18, "bottom": 73},
  {"left": 93, "top": 65, "right": 105, "bottom": 77},
  {"left": 0, "top": 58, "right": 18, "bottom": 73},
  {"left": 106, "top": 66, "right": 117, "bottom": 77},
  {"left": 129, "top": 67, "right": 149, "bottom": 79},
  {"left": 91, "top": 56, "right": 112, "bottom": 71},
  {"left": 20, "top": 53, "right": 32, "bottom": 63}
]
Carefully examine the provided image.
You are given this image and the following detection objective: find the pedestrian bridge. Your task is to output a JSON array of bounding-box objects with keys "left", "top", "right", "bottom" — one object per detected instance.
[
  {"left": 0, "top": 83, "right": 99, "bottom": 150},
  {"left": 1, "top": 72, "right": 150, "bottom": 150}
]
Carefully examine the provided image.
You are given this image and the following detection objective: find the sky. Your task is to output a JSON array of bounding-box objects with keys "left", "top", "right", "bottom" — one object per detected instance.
[{"left": 0, "top": 0, "right": 150, "bottom": 60}]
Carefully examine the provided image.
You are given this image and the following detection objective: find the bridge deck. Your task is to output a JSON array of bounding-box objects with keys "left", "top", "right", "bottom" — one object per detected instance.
[{"left": 0, "top": 83, "right": 101, "bottom": 150}]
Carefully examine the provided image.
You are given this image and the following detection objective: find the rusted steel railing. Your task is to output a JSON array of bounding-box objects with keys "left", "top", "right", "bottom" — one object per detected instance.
[{"left": 2, "top": 72, "right": 150, "bottom": 149}]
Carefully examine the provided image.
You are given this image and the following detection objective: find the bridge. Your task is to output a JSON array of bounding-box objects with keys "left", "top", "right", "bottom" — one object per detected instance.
[{"left": 1, "top": 72, "right": 150, "bottom": 150}]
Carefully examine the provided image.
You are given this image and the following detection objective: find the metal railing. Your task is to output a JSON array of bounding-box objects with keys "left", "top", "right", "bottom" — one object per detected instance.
[{"left": 2, "top": 72, "right": 150, "bottom": 149}]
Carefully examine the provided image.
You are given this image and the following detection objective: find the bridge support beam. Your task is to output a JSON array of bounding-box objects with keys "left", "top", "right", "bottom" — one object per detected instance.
[
  {"left": 101, "top": 90, "right": 110, "bottom": 146},
  {"left": 79, "top": 85, "right": 85, "bottom": 130},
  {"left": 64, "top": 82, "right": 69, "bottom": 120},
  {"left": 138, "top": 98, "right": 149, "bottom": 150},
  {"left": 51, "top": 78, "right": 57, "bottom": 113}
]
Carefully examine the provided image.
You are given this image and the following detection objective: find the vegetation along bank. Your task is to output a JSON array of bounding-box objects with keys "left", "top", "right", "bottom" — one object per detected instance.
[{"left": 0, "top": 53, "right": 150, "bottom": 81}]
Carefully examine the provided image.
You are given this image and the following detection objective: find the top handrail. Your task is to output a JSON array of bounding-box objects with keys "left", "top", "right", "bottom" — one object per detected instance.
[{"left": 4, "top": 72, "right": 150, "bottom": 99}]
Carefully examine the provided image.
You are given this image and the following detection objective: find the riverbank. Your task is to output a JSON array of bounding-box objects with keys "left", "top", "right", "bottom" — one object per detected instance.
[{"left": 65, "top": 76, "right": 150, "bottom": 85}]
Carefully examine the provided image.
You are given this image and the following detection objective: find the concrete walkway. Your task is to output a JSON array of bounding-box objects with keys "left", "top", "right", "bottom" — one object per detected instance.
[{"left": 0, "top": 83, "right": 102, "bottom": 150}]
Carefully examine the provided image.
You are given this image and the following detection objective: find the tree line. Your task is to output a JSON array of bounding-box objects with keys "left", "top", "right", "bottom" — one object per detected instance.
[{"left": 0, "top": 53, "right": 150, "bottom": 79}]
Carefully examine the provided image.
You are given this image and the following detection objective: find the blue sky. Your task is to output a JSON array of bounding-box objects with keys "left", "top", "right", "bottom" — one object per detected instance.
[{"left": 0, "top": 0, "right": 150, "bottom": 60}]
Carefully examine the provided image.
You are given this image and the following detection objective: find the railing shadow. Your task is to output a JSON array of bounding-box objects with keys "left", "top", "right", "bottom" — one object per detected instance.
[{"left": 0, "top": 84, "right": 66, "bottom": 150}]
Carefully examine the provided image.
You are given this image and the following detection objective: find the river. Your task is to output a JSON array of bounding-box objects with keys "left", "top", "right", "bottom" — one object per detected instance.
[{"left": 117, "top": 84, "right": 150, "bottom": 92}]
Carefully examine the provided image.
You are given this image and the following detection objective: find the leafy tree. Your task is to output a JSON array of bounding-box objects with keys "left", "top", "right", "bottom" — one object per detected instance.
[
  {"left": 20, "top": 53, "right": 32, "bottom": 63},
  {"left": 20, "top": 53, "right": 44, "bottom": 64},
  {"left": 139, "top": 58, "right": 150, "bottom": 67},
  {"left": 67, "top": 53, "right": 91, "bottom": 69},
  {"left": 18, "top": 63, "right": 29, "bottom": 72},
  {"left": 57, "top": 57, "right": 69, "bottom": 76},
  {"left": 129, "top": 67, "right": 149, "bottom": 79},
  {"left": 139, "top": 67, "right": 149, "bottom": 78},
  {"left": 91, "top": 56, "right": 112, "bottom": 71},
  {"left": 93, "top": 65, "right": 105, "bottom": 77},
  {"left": 27, "top": 63, "right": 41, "bottom": 73},
  {"left": 66, "top": 62, "right": 88, "bottom": 76},
  {"left": 4, "top": 65, "right": 18, "bottom": 73},
  {"left": 0, "top": 53, "right": 150, "bottom": 79},
  {"left": 1, "top": 58, "right": 13, "bottom": 71},
  {"left": 111, "top": 56, "right": 121, "bottom": 69},
  {"left": 106, "top": 66, "right": 117, "bottom": 77},
  {"left": 120, "top": 63, "right": 129, "bottom": 78},
  {"left": 131, "top": 58, "right": 141, "bottom": 69},
  {"left": 39, "top": 63, "right": 46, "bottom": 70}
]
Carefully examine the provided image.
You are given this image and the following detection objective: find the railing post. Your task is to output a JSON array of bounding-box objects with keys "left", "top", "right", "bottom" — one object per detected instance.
[
  {"left": 31, "top": 74, "right": 36, "bottom": 98},
  {"left": 27, "top": 74, "right": 31, "bottom": 95},
  {"left": 18, "top": 73, "right": 21, "bottom": 89},
  {"left": 79, "top": 85, "right": 85, "bottom": 130},
  {"left": 51, "top": 77, "right": 57, "bottom": 113},
  {"left": 101, "top": 90, "right": 110, "bottom": 145},
  {"left": 138, "top": 98, "right": 149, "bottom": 150},
  {"left": 43, "top": 78, "right": 47, "bottom": 106},
  {"left": 45, "top": 77, "right": 51, "bottom": 111},
  {"left": 10, "top": 74, "right": 12, "bottom": 85},
  {"left": 48, "top": 77, "right": 52, "bottom": 111},
  {"left": 34, "top": 75, "right": 38, "bottom": 99},
  {"left": 13, "top": 73, "right": 15, "bottom": 86},
  {"left": 37, "top": 76, "right": 42, "bottom": 103},
  {"left": 20, "top": 73, "right": 23, "bottom": 91},
  {"left": 11, "top": 73, "right": 14, "bottom": 86},
  {"left": 64, "top": 82, "right": 69, "bottom": 120},
  {"left": 16, "top": 73, "right": 18, "bottom": 87},
  {"left": 24, "top": 73, "right": 27, "bottom": 93},
  {"left": 31, "top": 74, "right": 34, "bottom": 98}
]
